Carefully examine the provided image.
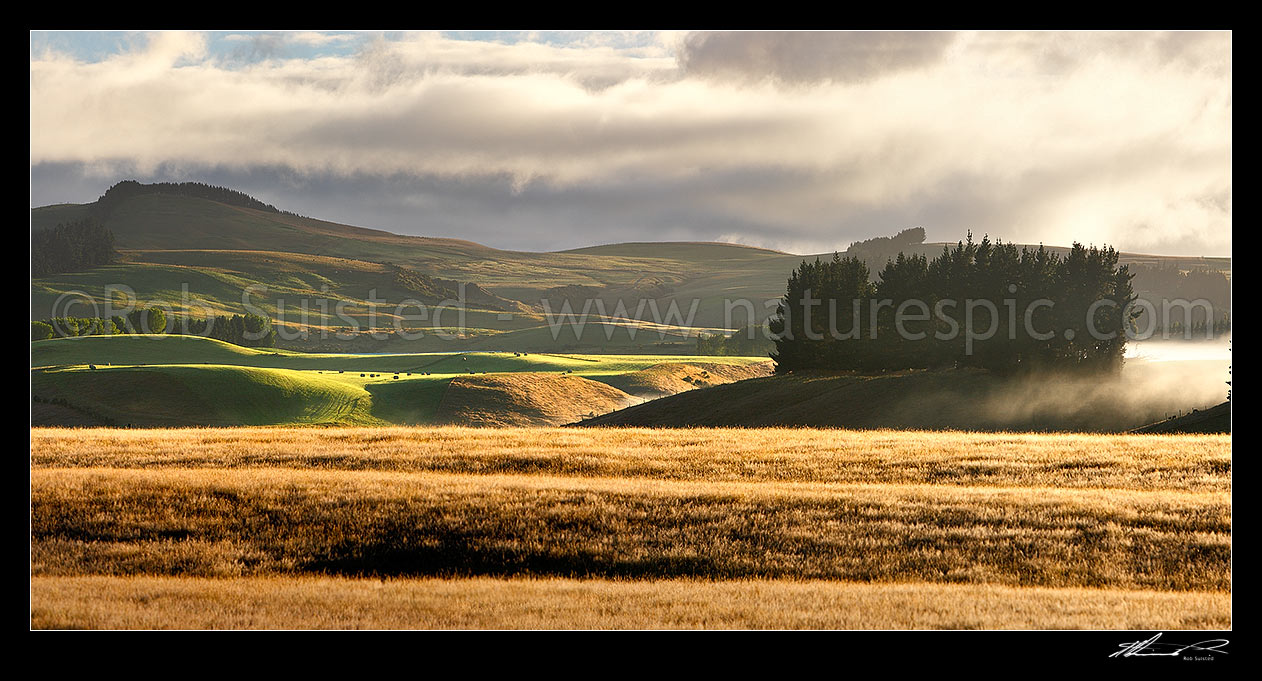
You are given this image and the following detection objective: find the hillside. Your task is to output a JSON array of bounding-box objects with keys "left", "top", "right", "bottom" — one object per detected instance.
[
  {"left": 578, "top": 364, "right": 1228, "bottom": 433},
  {"left": 31, "top": 189, "right": 797, "bottom": 342},
  {"left": 845, "top": 241, "right": 1230, "bottom": 274},
  {"left": 31, "top": 364, "right": 380, "bottom": 427},
  {"left": 1132, "top": 401, "right": 1232, "bottom": 434},
  {"left": 32, "top": 334, "right": 300, "bottom": 368},
  {"left": 31, "top": 335, "right": 768, "bottom": 373},
  {"left": 559, "top": 241, "right": 788, "bottom": 260},
  {"left": 30, "top": 188, "right": 791, "bottom": 294},
  {"left": 32, "top": 181, "right": 1231, "bottom": 350},
  {"left": 435, "top": 373, "right": 636, "bottom": 426},
  {"left": 31, "top": 193, "right": 496, "bottom": 263},
  {"left": 30, "top": 335, "right": 770, "bottom": 428},
  {"left": 601, "top": 361, "right": 773, "bottom": 398}
]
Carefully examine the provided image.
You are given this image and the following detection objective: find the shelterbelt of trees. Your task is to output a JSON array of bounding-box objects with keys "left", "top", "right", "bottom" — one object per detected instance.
[
  {"left": 770, "top": 236, "right": 1138, "bottom": 375},
  {"left": 32, "top": 311, "right": 277, "bottom": 348},
  {"left": 30, "top": 221, "right": 117, "bottom": 277},
  {"left": 91, "top": 180, "right": 283, "bottom": 219}
]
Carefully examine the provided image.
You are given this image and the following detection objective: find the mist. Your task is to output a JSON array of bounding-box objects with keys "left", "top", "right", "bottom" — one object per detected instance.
[
  {"left": 882, "top": 339, "right": 1231, "bottom": 432},
  {"left": 987, "top": 340, "right": 1229, "bottom": 431}
]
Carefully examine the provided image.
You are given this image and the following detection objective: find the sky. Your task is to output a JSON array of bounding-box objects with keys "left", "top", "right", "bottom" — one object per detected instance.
[{"left": 30, "top": 30, "right": 1231, "bottom": 256}]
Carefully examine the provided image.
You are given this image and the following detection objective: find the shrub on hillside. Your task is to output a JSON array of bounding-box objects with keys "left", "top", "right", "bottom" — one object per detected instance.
[
  {"left": 31, "top": 321, "right": 54, "bottom": 341},
  {"left": 696, "top": 328, "right": 774, "bottom": 357},
  {"left": 125, "top": 307, "right": 167, "bottom": 334}
]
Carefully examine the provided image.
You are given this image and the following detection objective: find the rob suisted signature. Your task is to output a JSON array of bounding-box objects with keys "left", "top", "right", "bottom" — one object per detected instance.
[{"left": 1110, "top": 633, "right": 1230, "bottom": 659}]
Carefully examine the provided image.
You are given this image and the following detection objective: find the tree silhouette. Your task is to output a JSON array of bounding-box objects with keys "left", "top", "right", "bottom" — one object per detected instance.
[{"left": 771, "top": 235, "right": 1137, "bottom": 375}]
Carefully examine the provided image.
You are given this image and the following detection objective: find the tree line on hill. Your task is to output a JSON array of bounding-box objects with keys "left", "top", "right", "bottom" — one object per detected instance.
[
  {"left": 179, "top": 313, "right": 277, "bottom": 347},
  {"left": 32, "top": 309, "right": 276, "bottom": 348},
  {"left": 34, "top": 308, "right": 166, "bottom": 340},
  {"left": 91, "top": 180, "right": 282, "bottom": 220},
  {"left": 843, "top": 229, "right": 1230, "bottom": 329},
  {"left": 1129, "top": 263, "right": 1231, "bottom": 333},
  {"left": 31, "top": 220, "right": 117, "bottom": 277},
  {"left": 1163, "top": 317, "right": 1232, "bottom": 338},
  {"left": 695, "top": 328, "right": 775, "bottom": 356},
  {"left": 1131, "top": 263, "right": 1230, "bottom": 301},
  {"left": 843, "top": 226, "right": 926, "bottom": 263},
  {"left": 770, "top": 235, "right": 1138, "bottom": 375}
]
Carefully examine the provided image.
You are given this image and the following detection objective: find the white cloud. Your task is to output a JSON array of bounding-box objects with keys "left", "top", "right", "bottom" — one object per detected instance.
[
  {"left": 289, "top": 32, "right": 359, "bottom": 46},
  {"left": 30, "top": 30, "right": 1231, "bottom": 255}
]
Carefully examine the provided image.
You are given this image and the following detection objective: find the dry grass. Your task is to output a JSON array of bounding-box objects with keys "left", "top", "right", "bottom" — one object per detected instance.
[
  {"left": 32, "top": 468, "right": 1228, "bottom": 589},
  {"left": 434, "top": 375, "right": 634, "bottom": 426},
  {"left": 602, "top": 361, "right": 774, "bottom": 397},
  {"left": 28, "top": 426, "right": 1231, "bottom": 629},
  {"left": 31, "top": 427, "right": 1231, "bottom": 492},
  {"left": 31, "top": 576, "right": 1231, "bottom": 630}
]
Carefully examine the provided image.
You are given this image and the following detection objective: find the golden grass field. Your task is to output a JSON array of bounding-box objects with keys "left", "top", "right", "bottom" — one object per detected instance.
[{"left": 29, "top": 427, "right": 1231, "bottom": 629}]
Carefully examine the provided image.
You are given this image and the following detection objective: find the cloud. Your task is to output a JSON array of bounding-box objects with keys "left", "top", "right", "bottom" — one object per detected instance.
[
  {"left": 219, "top": 31, "right": 364, "bottom": 62},
  {"left": 289, "top": 32, "right": 360, "bottom": 47},
  {"left": 349, "top": 31, "right": 678, "bottom": 90},
  {"left": 224, "top": 32, "right": 287, "bottom": 61},
  {"left": 30, "top": 30, "right": 1231, "bottom": 255},
  {"left": 677, "top": 30, "right": 957, "bottom": 84},
  {"left": 963, "top": 30, "right": 1231, "bottom": 76}
]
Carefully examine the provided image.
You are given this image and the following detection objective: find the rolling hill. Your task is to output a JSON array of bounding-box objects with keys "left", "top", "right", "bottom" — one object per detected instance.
[
  {"left": 578, "top": 362, "right": 1230, "bottom": 433},
  {"left": 32, "top": 180, "right": 1232, "bottom": 353},
  {"left": 434, "top": 373, "right": 636, "bottom": 426},
  {"left": 31, "top": 364, "right": 380, "bottom": 427},
  {"left": 30, "top": 335, "right": 771, "bottom": 428},
  {"left": 1132, "top": 401, "right": 1232, "bottom": 434},
  {"left": 31, "top": 192, "right": 500, "bottom": 263},
  {"left": 600, "top": 361, "right": 773, "bottom": 398},
  {"left": 30, "top": 186, "right": 794, "bottom": 295},
  {"left": 31, "top": 185, "right": 795, "bottom": 347},
  {"left": 31, "top": 334, "right": 769, "bottom": 373}
]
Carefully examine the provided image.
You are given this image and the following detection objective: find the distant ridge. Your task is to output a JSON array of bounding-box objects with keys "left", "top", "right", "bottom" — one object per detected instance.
[
  {"left": 29, "top": 179, "right": 1230, "bottom": 338},
  {"left": 558, "top": 241, "right": 790, "bottom": 257},
  {"left": 30, "top": 181, "right": 1232, "bottom": 267},
  {"left": 30, "top": 183, "right": 499, "bottom": 257},
  {"left": 91, "top": 180, "right": 284, "bottom": 220}
]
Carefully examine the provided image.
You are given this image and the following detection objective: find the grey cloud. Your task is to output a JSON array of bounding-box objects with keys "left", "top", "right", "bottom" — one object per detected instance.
[
  {"left": 32, "top": 147, "right": 1231, "bottom": 258},
  {"left": 29, "top": 162, "right": 117, "bottom": 208},
  {"left": 678, "top": 31, "right": 956, "bottom": 84},
  {"left": 1153, "top": 31, "right": 1231, "bottom": 71},
  {"left": 965, "top": 30, "right": 1231, "bottom": 76},
  {"left": 30, "top": 32, "right": 1230, "bottom": 257},
  {"left": 31, "top": 162, "right": 839, "bottom": 252}
]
